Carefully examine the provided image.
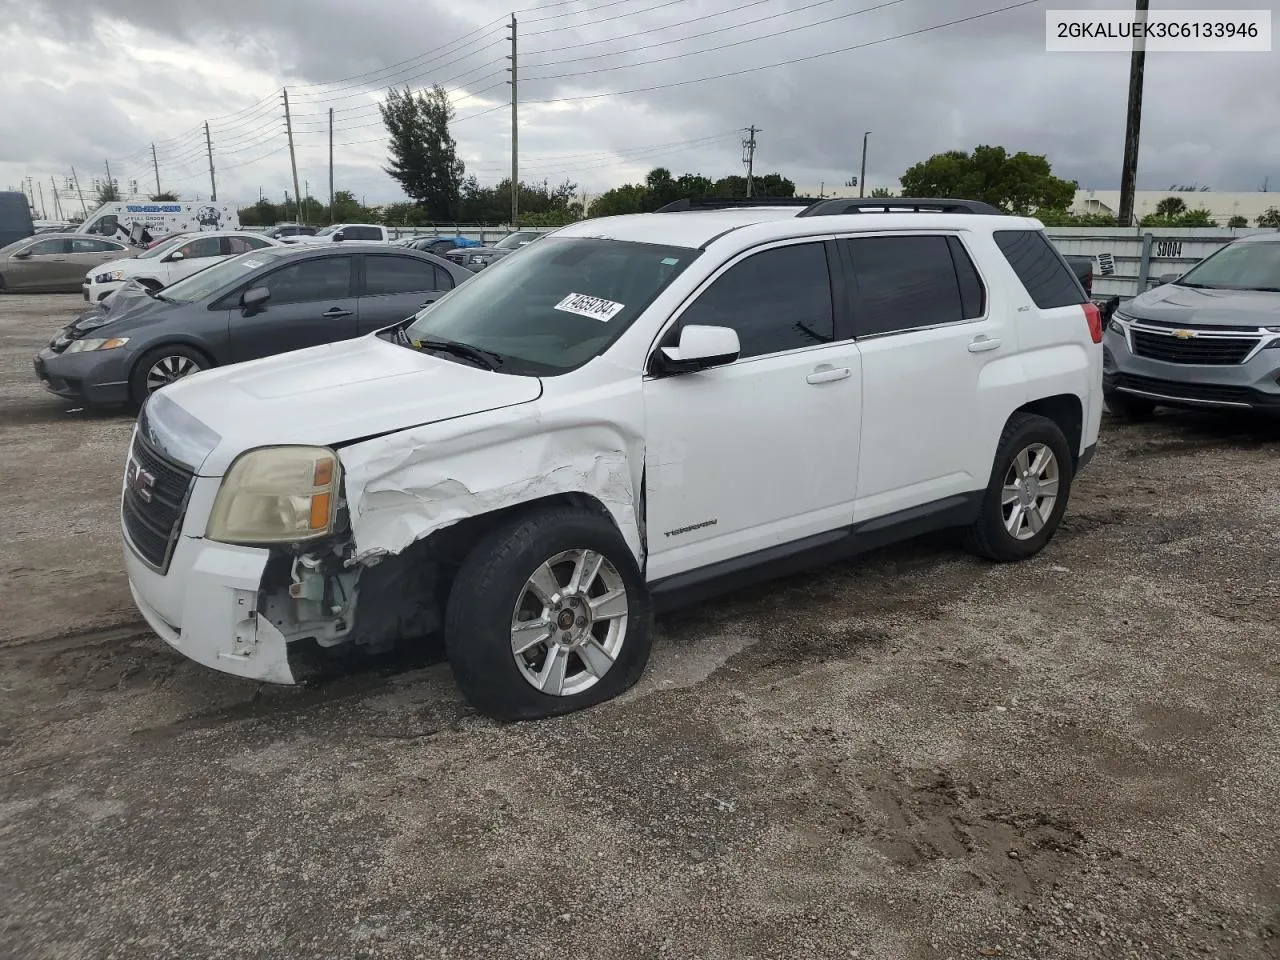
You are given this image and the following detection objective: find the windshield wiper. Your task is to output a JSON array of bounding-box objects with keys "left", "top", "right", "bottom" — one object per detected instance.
[
  {"left": 413, "top": 336, "right": 504, "bottom": 371},
  {"left": 143, "top": 286, "right": 177, "bottom": 303}
]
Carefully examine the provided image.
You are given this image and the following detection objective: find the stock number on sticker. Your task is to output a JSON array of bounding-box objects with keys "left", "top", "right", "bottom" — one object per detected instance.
[{"left": 554, "top": 292, "right": 625, "bottom": 322}]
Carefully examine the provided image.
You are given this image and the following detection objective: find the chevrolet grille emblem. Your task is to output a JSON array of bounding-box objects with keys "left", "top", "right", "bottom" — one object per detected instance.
[{"left": 1171, "top": 329, "right": 1197, "bottom": 339}]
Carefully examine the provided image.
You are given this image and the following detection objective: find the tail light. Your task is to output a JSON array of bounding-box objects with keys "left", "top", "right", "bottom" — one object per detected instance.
[{"left": 1083, "top": 301, "right": 1103, "bottom": 344}]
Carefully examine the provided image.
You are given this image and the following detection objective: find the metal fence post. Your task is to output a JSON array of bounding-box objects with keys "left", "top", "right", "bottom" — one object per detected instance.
[{"left": 1137, "top": 232, "right": 1153, "bottom": 289}]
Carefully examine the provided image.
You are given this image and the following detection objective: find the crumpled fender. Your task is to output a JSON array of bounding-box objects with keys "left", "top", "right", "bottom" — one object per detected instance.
[{"left": 337, "top": 397, "right": 646, "bottom": 567}]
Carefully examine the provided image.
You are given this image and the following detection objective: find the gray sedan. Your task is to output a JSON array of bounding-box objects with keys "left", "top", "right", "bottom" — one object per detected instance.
[
  {"left": 32, "top": 243, "right": 473, "bottom": 407},
  {"left": 1, "top": 233, "right": 134, "bottom": 292}
]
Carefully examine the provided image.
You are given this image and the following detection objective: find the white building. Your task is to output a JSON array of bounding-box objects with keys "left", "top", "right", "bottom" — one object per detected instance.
[{"left": 1072, "top": 189, "right": 1280, "bottom": 225}]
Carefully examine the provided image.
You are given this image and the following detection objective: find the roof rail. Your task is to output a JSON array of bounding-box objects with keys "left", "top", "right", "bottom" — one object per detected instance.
[
  {"left": 654, "top": 196, "right": 820, "bottom": 213},
  {"left": 796, "top": 197, "right": 1005, "bottom": 217}
]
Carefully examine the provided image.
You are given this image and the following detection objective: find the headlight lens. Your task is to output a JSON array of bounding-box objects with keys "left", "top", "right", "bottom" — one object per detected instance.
[
  {"left": 206, "top": 446, "right": 341, "bottom": 545},
  {"left": 93, "top": 270, "right": 127, "bottom": 283},
  {"left": 63, "top": 337, "right": 129, "bottom": 353},
  {"left": 469, "top": 255, "right": 486, "bottom": 263}
]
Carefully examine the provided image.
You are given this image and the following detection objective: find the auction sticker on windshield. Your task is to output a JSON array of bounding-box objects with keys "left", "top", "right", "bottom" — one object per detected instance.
[{"left": 555, "top": 292, "right": 625, "bottom": 322}]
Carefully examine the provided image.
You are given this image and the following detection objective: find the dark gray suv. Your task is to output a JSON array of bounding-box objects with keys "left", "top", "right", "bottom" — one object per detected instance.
[
  {"left": 32, "top": 243, "right": 472, "bottom": 407},
  {"left": 1103, "top": 233, "right": 1280, "bottom": 419}
]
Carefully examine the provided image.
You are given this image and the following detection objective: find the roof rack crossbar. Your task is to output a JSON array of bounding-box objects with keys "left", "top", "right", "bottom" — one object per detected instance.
[
  {"left": 654, "top": 196, "right": 821, "bottom": 213},
  {"left": 795, "top": 197, "right": 1005, "bottom": 217}
]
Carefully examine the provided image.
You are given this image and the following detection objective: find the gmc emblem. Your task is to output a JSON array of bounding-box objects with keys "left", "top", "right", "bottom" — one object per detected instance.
[{"left": 126, "top": 457, "right": 156, "bottom": 503}]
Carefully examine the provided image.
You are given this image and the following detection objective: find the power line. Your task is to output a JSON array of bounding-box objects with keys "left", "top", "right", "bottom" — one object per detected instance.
[
  {"left": 524, "top": 0, "right": 910, "bottom": 81},
  {"left": 521, "top": 0, "right": 1043, "bottom": 106},
  {"left": 524, "top": 0, "right": 688, "bottom": 36}
]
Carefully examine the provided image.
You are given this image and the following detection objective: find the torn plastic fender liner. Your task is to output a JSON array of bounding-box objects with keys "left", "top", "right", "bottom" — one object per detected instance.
[{"left": 337, "top": 402, "right": 646, "bottom": 566}]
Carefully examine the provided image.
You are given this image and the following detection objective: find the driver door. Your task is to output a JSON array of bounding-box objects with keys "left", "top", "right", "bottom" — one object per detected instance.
[
  {"left": 228, "top": 255, "right": 359, "bottom": 362},
  {"left": 642, "top": 239, "right": 863, "bottom": 582}
]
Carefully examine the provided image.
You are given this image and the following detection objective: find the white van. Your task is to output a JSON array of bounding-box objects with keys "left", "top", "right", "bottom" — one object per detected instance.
[{"left": 77, "top": 201, "right": 242, "bottom": 246}]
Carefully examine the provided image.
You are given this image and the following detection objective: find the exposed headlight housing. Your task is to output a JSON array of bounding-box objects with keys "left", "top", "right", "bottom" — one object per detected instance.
[
  {"left": 206, "top": 446, "right": 341, "bottom": 545},
  {"left": 93, "top": 270, "right": 128, "bottom": 283},
  {"left": 62, "top": 336, "right": 129, "bottom": 353}
]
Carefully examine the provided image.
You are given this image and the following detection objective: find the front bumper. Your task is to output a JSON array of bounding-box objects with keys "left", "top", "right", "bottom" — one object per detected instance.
[
  {"left": 85, "top": 278, "right": 124, "bottom": 302},
  {"left": 124, "top": 530, "right": 296, "bottom": 684},
  {"left": 33, "top": 345, "right": 131, "bottom": 405},
  {"left": 1102, "top": 328, "right": 1280, "bottom": 414}
]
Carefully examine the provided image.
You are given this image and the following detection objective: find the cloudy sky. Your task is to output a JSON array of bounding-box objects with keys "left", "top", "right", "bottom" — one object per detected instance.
[{"left": 0, "top": 0, "right": 1276, "bottom": 217}]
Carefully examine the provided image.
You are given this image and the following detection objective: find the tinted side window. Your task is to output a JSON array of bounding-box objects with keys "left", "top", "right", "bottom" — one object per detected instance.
[
  {"left": 678, "top": 242, "right": 833, "bottom": 359},
  {"left": 993, "top": 229, "right": 1086, "bottom": 309},
  {"left": 260, "top": 256, "right": 352, "bottom": 304},
  {"left": 843, "top": 235, "right": 963, "bottom": 337},
  {"left": 433, "top": 265, "right": 455, "bottom": 290},
  {"left": 178, "top": 236, "right": 222, "bottom": 259},
  {"left": 71, "top": 238, "right": 113, "bottom": 253},
  {"left": 947, "top": 236, "right": 986, "bottom": 319},
  {"left": 364, "top": 256, "right": 441, "bottom": 295},
  {"left": 28, "top": 239, "right": 70, "bottom": 255},
  {"left": 345, "top": 226, "right": 380, "bottom": 241}
]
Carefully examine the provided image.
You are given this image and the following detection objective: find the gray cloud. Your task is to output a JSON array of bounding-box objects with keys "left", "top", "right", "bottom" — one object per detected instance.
[{"left": 1, "top": 0, "right": 1275, "bottom": 211}]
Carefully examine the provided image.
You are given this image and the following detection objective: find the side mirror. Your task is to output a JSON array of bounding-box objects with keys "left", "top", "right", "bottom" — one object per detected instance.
[
  {"left": 241, "top": 286, "right": 271, "bottom": 311},
  {"left": 652, "top": 324, "right": 740, "bottom": 375},
  {"left": 166, "top": 251, "right": 185, "bottom": 262},
  {"left": 1157, "top": 272, "right": 1179, "bottom": 284},
  {"left": 332, "top": 231, "right": 345, "bottom": 242}
]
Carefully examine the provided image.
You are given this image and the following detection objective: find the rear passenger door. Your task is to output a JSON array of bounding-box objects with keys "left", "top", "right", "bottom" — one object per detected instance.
[
  {"left": 166, "top": 234, "right": 224, "bottom": 284},
  {"left": 356, "top": 253, "right": 454, "bottom": 333},
  {"left": 841, "top": 233, "right": 1025, "bottom": 522},
  {"left": 227, "top": 254, "right": 359, "bottom": 362}
]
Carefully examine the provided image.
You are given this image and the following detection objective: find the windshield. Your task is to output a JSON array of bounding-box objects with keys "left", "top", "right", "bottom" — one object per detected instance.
[
  {"left": 137, "top": 235, "right": 188, "bottom": 260},
  {"left": 401, "top": 236, "right": 698, "bottom": 375},
  {"left": 494, "top": 231, "right": 538, "bottom": 250},
  {"left": 1177, "top": 241, "right": 1280, "bottom": 291},
  {"left": 161, "top": 248, "right": 283, "bottom": 302}
]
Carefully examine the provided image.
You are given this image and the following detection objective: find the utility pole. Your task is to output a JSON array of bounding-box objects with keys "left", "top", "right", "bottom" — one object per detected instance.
[
  {"left": 507, "top": 15, "right": 519, "bottom": 227},
  {"left": 1118, "top": 0, "right": 1150, "bottom": 228},
  {"left": 328, "top": 107, "right": 335, "bottom": 224},
  {"left": 36, "top": 180, "right": 47, "bottom": 219},
  {"left": 283, "top": 87, "right": 304, "bottom": 225},
  {"left": 859, "top": 131, "right": 870, "bottom": 198},
  {"left": 104, "top": 159, "right": 114, "bottom": 198},
  {"left": 204, "top": 121, "right": 217, "bottom": 201},
  {"left": 70, "top": 166, "right": 88, "bottom": 217},
  {"left": 150, "top": 142, "right": 162, "bottom": 197},
  {"left": 742, "top": 125, "right": 759, "bottom": 197},
  {"left": 50, "top": 177, "right": 64, "bottom": 220}
]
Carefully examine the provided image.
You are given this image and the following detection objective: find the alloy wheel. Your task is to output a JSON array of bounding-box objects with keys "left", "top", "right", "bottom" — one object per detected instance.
[
  {"left": 145, "top": 355, "right": 201, "bottom": 393},
  {"left": 1001, "top": 442, "right": 1060, "bottom": 540}
]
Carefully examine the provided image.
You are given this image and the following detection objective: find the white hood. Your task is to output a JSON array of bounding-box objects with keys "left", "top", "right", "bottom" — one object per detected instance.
[{"left": 157, "top": 334, "right": 542, "bottom": 475}]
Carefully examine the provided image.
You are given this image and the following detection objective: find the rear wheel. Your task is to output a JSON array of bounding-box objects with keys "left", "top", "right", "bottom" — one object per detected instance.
[
  {"left": 445, "top": 506, "right": 652, "bottom": 721},
  {"left": 1104, "top": 389, "right": 1156, "bottom": 422},
  {"left": 128, "top": 345, "right": 210, "bottom": 404},
  {"left": 966, "top": 413, "right": 1074, "bottom": 562}
]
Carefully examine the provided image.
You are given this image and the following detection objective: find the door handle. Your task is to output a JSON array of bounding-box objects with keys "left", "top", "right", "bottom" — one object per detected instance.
[
  {"left": 968, "top": 336, "right": 1001, "bottom": 353},
  {"left": 51, "top": 258, "right": 67, "bottom": 262},
  {"left": 322, "top": 308, "right": 353, "bottom": 318},
  {"left": 806, "top": 365, "right": 852, "bottom": 384}
]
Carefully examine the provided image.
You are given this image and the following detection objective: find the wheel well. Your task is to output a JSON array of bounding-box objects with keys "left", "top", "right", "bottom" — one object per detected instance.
[{"left": 1015, "top": 394, "right": 1083, "bottom": 463}]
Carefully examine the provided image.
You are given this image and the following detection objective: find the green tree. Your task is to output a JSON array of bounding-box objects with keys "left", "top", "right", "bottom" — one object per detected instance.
[
  {"left": 590, "top": 183, "right": 647, "bottom": 217},
  {"left": 1036, "top": 209, "right": 1118, "bottom": 227},
  {"left": 96, "top": 180, "right": 121, "bottom": 205},
  {"left": 149, "top": 191, "right": 179, "bottom": 202},
  {"left": 1228, "top": 215, "right": 1249, "bottom": 228},
  {"left": 1256, "top": 207, "right": 1280, "bottom": 228},
  {"left": 899, "top": 145, "right": 1076, "bottom": 214},
  {"left": 869, "top": 187, "right": 895, "bottom": 198},
  {"left": 1140, "top": 208, "right": 1214, "bottom": 228},
  {"left": 380, "top": 84, "right": 465, "bottom": 220},
  {"left": 1155, "top": 196, "right": 1187, "bottom": 218}
]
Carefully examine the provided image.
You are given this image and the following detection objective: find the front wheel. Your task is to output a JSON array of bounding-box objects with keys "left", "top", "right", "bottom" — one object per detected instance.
[
  {"left": 445, "top": 506, "right": 653, "bottom": 721},
  {"left": 965, "top": 413, "right": 1074, "bottom": 562},
  {"left": 128, "top": 344, "right": 210, "bottom": 405}
]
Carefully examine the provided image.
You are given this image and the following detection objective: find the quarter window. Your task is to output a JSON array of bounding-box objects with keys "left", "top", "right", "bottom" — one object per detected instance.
[
  {"left": 842, "top": 235, "right": 967, "bottom": 337},
  {"left": 678, "top": 242, "right": 834, "bottom": 359},
  {"left": 993, "top": 229, "right": 1086, "bottom": 309}
]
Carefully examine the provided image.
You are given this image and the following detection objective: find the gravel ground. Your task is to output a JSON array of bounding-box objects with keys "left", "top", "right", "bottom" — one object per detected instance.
[{"left": 1, "top": 292, "right": 1277, "bottom": 960}]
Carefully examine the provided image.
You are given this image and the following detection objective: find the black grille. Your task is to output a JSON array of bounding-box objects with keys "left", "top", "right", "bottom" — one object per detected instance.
[
  {"left": 1131, "top": 330, "right": 1257, "bottom": 365},
  {"left": 122, "top": 434, "right": 194, "bottom": 571}
]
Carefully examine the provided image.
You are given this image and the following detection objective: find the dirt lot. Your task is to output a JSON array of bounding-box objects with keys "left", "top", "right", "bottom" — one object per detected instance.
[{"left": 1, "top": 292, "right": 1277, "bottom": 960}]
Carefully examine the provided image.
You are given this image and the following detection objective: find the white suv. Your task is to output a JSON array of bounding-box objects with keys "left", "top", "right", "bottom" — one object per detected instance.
[{"left": 120, "top": 198, "right": 1103, "bottom": 720}]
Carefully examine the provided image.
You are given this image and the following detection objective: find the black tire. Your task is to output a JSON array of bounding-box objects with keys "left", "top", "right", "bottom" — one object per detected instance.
[
  {"left": 445, "top": 505, "right": 653, "bottom": 721},
  {"left": 128, "top": 344, "right": 212, "bottom": 405},
  {"left": 1104, "top": 389, "right": 1156, "bottom": 422},
  {"left": 965, "top": 413, "right": 1074, "bottom": 563}
]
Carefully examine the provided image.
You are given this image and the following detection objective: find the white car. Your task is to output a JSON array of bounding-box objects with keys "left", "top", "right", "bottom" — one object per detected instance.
[
  {"left": 83, "top": 231, "right": 283, "bottom": 302},
  {"left": 283, "top": 223, "right": 391, "bottom": 245},
  {"left": 121, "top": 197, "right": 1103, "bottom": 720}
]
